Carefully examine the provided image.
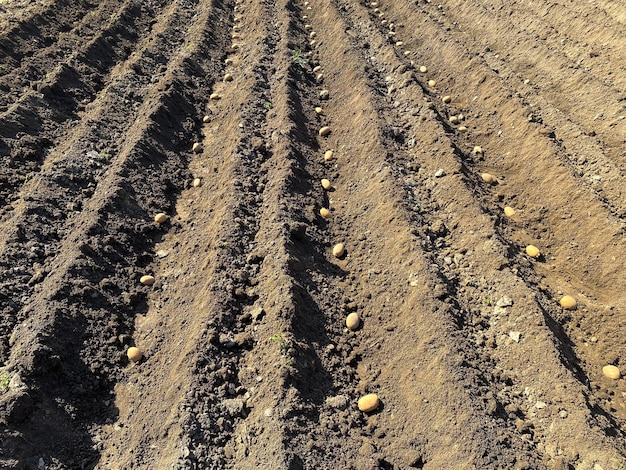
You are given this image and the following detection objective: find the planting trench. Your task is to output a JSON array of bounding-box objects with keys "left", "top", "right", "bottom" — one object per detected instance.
[{"left": 0, "top": 0, "right": 625, "bottom": 468}]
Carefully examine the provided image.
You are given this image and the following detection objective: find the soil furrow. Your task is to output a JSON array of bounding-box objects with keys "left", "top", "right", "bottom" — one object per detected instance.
[
  {"left": 0, "top": 0, "right": 91, "bottom": 67},
  {"left": 0, "top": 0, "right": 211, "bottom": 362},
  {"left": 306, "top": 0, "right": 626, "bottom": 466},
  {"left": 0, "top": 0, "right": 173, "bottom": 212},
  {"left": 0, "top": 0, "right": 230, "bottom": 467},
  {"left": 0, "top": 0, "right": 624, "bottom": 467},
  {"left": 424, "top": 0, "right": 626, "bottom": 163}
]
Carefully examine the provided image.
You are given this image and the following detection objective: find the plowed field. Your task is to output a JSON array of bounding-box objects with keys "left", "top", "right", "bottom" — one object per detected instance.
[{"left": 1, "top": 0, "right": 625, "bottom": 468}]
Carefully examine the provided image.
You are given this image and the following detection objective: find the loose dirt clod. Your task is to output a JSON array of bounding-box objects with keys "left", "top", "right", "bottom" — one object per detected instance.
[
  {"left": 319, "top": 126, "right": 331, "bottom": 137},
  {"left": 603, "top": 365, "right": 621, "bottom": 380},
  {"left": 504, "top": 206, "right": 516, "bottom": 217},
  {"left": 320, "top": 208, "right": 332, "bottom": 219},
  {"left": 210, "top": 93, "right": 221, "bottom": 100},
  {"left": 526, "top": 245, "right": 540, "bottom": 258},
  {"left": 442, "top": 95, "right": 452, "bottom": 103},
  {"left": 324, "top": 150, "right": 334, "bottom": 161},
  {"left": 346, "top": 312, "right": 360, "bottom": 330},
  {"left": 154, "top": 213, "right": 168, "bottom": 224},
  {"left": 559, "top": 295, "right": 577, "bottom": 310},
  {"left": 332, "top": 243, "right": 345, "bottom": 258},
  {"left": 127, "top": 347, "right": 142, "bottom": 363},
  {"left": 321, "top": 179, "right": 331, "bottom": 190},
  {"left": 358, "top": 394, "right": 380, "bottom": 412},
  {"left": 481, "top": 173, "right": 497, "bottom": 184},
  {"left": 192, "top": 143, "right": 202, "bottom": 153},
  {"left": 140, "top": 275, "right": 155, "bottom": 286}
]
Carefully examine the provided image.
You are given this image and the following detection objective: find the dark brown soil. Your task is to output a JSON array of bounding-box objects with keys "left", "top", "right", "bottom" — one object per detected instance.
[{"left": 0, "top": 0, "right": 625, "bottom": 468}]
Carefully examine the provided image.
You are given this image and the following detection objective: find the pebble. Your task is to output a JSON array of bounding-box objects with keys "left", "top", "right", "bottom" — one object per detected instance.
[
  {"left": 509, "top": 331, "right": 521, "bottom": 342},
  {"left": 321, "top": 179, "right": 331, "bottom": 190},
  {"left": 603, "top": 365, "right": 621, "bottom": 380},
  {"left": 315, "top": 107, "right": 323, "bottom": 114},
  {"left": 481, "top": 173, "right": 497, "bottom": 184},
  {"left": 319, "top": 126, "right": 331, "bottom": 137},
  {"left": 428, "top": 80, "right": 436, "bottom": 87},
  {"left": 324, "top": 150, "right": 334, "bottom": 161},
  {"left": 526, "top": 245, "right": 540, "bottom": 258},
  {"left": 210, "top": 93, "right": 221, "bottom": 100},
  {"left": 320, "top": 208, "right": 332, "bottom": 219},
  {"left": 559, "top": 295, "right": 577, "bottom": 310},
  {"left": 450, "top": 116, "right": 459, "bottom": 124},
  {"left": 419, "top": 66, "right": 427, "bottom": 73},
  {"left": 395, "top": 41, "right": 403, "bottom": 47},
  {"left": 434, "top": 168, "right": 446, "bottom": 178},
  {"left": 503, "top": 206, "right": 515, "bottom": 217},
  {"left": 442, "top": 95, "right": 452, "bottom": 104},
  {"left": 458, "top": 125, "right": 468, "bottom": 132},
  {"left": 224, "top": 73, "right": 233, "bottom": 82},
  {"left": 358, "top": 394, "right": 380, "bottom": 412},
  {"left": 192, "top": 143, "right": 202, "bottom": 153},
  {"left": 320, "top": 89, "right": 330, "bottom": 100},
  {"left": 313, "top": 65, "right": 321, "bottom": 73},
  {"left": 193, "top": 178, "right": 202, "bottom": 187},
  {"left": 472, "top": 146, "right": 483, "bottom": 154},
  {"left": 154, "top": 213, "right": 168, "bottom": 224},
  {"left": 316, "top": 73, "right": 324, "bottom": 82},
  {"left": 332, "top": 243, "right": 345, "bottom": 258},
  {"left": 346, "top": 312, "right": 360, "bottom": 330},
  {"left": 202, "top": 115, "right": 211, "bottom": 123},
  {"left": 127, "top": 347, "right": 142, "bottom": 362},
  {"left": 140, "top": 275, "right": 155, "bottom": 286},
  {"left": 225, "top": 58, "right": 233, "bottom": 65}
]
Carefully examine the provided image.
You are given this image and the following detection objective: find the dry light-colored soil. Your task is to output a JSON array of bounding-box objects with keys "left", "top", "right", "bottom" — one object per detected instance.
[{"left": 0, "top": 0, "right": 625, "bottom": 468}]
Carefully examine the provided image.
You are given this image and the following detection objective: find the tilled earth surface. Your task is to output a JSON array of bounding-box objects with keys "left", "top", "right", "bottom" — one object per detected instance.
[{"left": 0, "top": 0, "right": 625, "bottom": 468}]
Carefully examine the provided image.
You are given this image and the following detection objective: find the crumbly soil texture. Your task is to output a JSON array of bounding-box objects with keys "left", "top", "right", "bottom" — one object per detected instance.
[{"left": 0, "top": 0, "right": 625, "bottom": 468}]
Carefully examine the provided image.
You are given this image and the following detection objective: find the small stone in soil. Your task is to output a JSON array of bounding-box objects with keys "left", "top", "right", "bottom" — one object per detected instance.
[
  {"left": 324, "top": 150, "right": 334, "bottom": 161},
  {"left": 321, "top": 179, "right": 331, "bottom": 190},
  {"left": 140, "top": 275, "right": 155, "bottom": 286},
  {"left": 434, "top": 169, "right": 446, "bottom": 178},
  {"left": 504, "top": 206, "right": 515, "bottom": 217},
  {"left": 319, "top": 126, "right": 331, "bottom": 137},
  {"left": 320, "top": 208, "right": 332, "bottom": 219}
]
